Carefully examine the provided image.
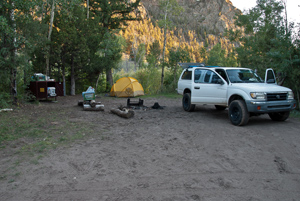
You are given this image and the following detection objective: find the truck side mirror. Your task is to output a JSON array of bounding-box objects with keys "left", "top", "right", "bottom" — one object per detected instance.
[{"left": 265, "top": 68, "right": 277, "bottom": 84}]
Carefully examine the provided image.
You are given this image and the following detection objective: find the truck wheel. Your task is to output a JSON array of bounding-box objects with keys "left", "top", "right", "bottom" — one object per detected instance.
[
  {"left": 215, "top": 105, "right": 226, "bottom": 110},
  {"left": 228, "top": 100, "right": 249, "bottom": 126},
  {"left": 182, "top": 93, "right": 195, "bottom": 112},
  {"left": 268, "top": 112, "right": 290, "bottom": 121}
]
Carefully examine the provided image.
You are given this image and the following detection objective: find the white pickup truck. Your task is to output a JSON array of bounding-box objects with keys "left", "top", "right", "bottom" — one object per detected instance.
[{"left": 177, "top": 63, "right": 296, "bottom": 126}]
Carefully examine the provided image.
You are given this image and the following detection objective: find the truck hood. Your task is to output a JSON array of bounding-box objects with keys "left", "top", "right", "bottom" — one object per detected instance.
[{"left": 230, "top": 83, "right": 292, "bottom": 92}]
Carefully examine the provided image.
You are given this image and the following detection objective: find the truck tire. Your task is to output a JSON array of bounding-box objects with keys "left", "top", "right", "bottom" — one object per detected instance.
[
  {"left": 268, "top": 112, "right": 290, "bottom": 121},
  {"left": 228, "top": 100, "right": 249, "bottom": 126},
  {"left": 182, "top": 93, "right": 195, "bottom": 112}
]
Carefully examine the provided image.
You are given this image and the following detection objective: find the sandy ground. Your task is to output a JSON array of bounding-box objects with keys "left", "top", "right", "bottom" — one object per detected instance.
[{"left": 1, "top": 95, "right": 300, "bottom": 201}]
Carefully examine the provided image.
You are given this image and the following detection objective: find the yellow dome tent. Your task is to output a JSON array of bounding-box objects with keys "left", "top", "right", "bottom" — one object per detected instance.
[{"left": 110, "top": 77, "right": 144, "bottom": 97}]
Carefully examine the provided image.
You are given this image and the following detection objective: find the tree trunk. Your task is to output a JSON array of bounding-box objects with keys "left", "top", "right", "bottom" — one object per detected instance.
[
  {"left": 106, "top": 68, "right": 113, "bottom": 92},
  {"left": 46, "top": 0, "right": 55, "bottom": 78},
  {"left": 63, "top": 69, "right": 66, "bottom": 96},
  {"left": 95, "top": 72, "right": 102, "bottom": 93},
  {"left": 132, "top": 36, "right": 138, "bottom": 71},
  {"left": 297, "top": 90, "right": 300, "bottom": 110},
  {"left": 161, "top": 0, "right": 169, "bottom": 89},
  {"left": 70, "top": 56, "right": 76, "bottom": 95},
  {"left": 173, "top": 64, "right": 178, "bottom": 87},
  {"left": 10, "top": 2, "right": 17, "bottom": 105},
  {"left": 10, "top": 68, "right": 17, "bottom": 104},
  {"left": 282, "top": 0, "right": 288, "bottom": 35},
  {"left": 161, "top": 28, "right": 167, "bottom": 88},
  {"left": 87, "top": 0, "right": 89, "bottom": 19},
  {"left": 62, "top": 55, "right": 66, "bottom": 96},
  {"left": 126, "top": 59, "right": 129, "bottom": 73},
  {"left": 41, "top": 0, "right": 45, "bottom": 21},
  {"left": 48, "top": 0, "right": 55, "bottom": 44},
  {"left": 58, "top": 65, "right": 61, "bottom": 82}
]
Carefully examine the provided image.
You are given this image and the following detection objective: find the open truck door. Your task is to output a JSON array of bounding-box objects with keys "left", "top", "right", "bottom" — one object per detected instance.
[{"left": 265, "top": 68, "right": 277, "bottom": 84}]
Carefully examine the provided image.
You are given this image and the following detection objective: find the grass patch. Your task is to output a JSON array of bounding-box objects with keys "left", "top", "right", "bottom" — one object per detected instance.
[
  {"left": 0, "top": 101, "right": 108, "bottom": 182},
  {"left": 0, "top": 103, "right": 96, "bottom": 159},
  {"left": 16, "top": 121, "right": 94, "bottom": 155},
  {"left": 291, "top": 110, "right": 300, "bottom": 120},
  {"left": 0, "top": 113, "right": 48, "bottom": 143},
  {"left": 30, "top": 155, "right": 43, "bottom": 165},
  {"left": 21, "top": 140, "right": 53, "bottom": 153},
  {"left": 0, "top": 175, "right": 7, "bottom": 180}
]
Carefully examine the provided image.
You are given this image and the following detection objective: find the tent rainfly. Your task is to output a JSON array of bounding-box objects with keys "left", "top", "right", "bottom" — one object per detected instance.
[{"left": 110, "top": 77, "right": 144, "bottom": 97}]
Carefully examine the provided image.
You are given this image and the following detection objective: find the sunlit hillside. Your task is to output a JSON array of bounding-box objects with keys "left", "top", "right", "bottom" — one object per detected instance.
[{"left": 119, "top": 0, "right": 241, "bottom": 66}]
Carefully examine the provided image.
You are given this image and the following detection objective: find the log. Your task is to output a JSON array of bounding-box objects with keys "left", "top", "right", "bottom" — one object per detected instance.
[
  {"left": 110, "top": 108, "right": 134, "bottom": 118},
  {"left": 0, "top": 108, "right": 13, "bottom": 112},
  {"left": 83, "top": 104, "right": 104, "bottom": 111}
]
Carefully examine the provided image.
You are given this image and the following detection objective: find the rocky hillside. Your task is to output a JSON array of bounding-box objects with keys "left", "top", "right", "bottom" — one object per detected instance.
[
  {"left": 119, "top": 0, "right": 242, "bottom": 65},
  {"left": 141, "top": 0, "right": 241, "bottom": 39}
]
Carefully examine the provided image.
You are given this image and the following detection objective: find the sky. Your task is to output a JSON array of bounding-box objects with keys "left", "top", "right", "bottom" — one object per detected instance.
[{"left": 230, "top": 0, "right": 300, "bottom": 24}]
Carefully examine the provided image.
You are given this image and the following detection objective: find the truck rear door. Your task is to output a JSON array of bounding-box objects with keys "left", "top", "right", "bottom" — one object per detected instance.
[{"left": 191, "top": 69, "right": 227, "bottom": 104}]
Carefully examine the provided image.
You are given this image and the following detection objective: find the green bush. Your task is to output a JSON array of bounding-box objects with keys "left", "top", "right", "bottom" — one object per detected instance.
[
  {"left": 0, "top": 92, "right": 11, "bottom": 109},
  {"left": 162, "top": 68, "right": 182, "bottom": 93},
  {"left": 134, "top": 68, "right": 161, "bottom": 95}
]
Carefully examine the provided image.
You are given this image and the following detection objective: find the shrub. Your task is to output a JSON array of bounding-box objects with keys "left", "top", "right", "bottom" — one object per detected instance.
[{"left": 0, "top": 92, "right": 11, "bottom": 109}]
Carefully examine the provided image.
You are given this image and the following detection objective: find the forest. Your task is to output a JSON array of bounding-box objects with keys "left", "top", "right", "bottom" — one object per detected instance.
[{"left": 0, "top": 0, "right": 299, "bottom": 109}]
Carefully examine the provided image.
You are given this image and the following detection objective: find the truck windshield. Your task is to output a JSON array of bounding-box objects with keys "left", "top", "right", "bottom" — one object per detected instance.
[{"left": 226, "top": 69, "right": 263, "bottom": 83}]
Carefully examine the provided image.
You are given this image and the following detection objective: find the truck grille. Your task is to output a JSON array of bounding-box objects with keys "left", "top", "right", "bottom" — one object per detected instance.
[{"left": 266, "top": 93, "right": 287, "bottom": 101}]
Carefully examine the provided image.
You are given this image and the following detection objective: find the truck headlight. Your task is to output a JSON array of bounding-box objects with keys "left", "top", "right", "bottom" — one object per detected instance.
[
  {"left": 250, "top": 92, "right": 266, "bottom": 100},
  {"left": 288, "top": 91, "right": 294, "bottom": 99}
]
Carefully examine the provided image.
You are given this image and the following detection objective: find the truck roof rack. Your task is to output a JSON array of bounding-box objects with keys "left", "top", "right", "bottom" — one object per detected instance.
[{"left": 179, "top": 63, "right": 205, "bottom": 69}]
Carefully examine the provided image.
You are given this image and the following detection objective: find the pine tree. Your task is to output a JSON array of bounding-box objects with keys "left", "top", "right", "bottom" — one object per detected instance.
[
  {"left": 0, "top": 0, "right": 40, "bottom": 104},
  {"left": 87, "top": 0, "right": 141, "bottom": 90},
  {"left": 227, "top": 0, "right": 300, "bottom": 108}
]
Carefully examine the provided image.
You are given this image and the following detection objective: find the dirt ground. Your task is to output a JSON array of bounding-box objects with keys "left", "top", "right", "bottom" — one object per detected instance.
[{"left": 1, "top": 94, "right": 300, "bottom": 201}]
